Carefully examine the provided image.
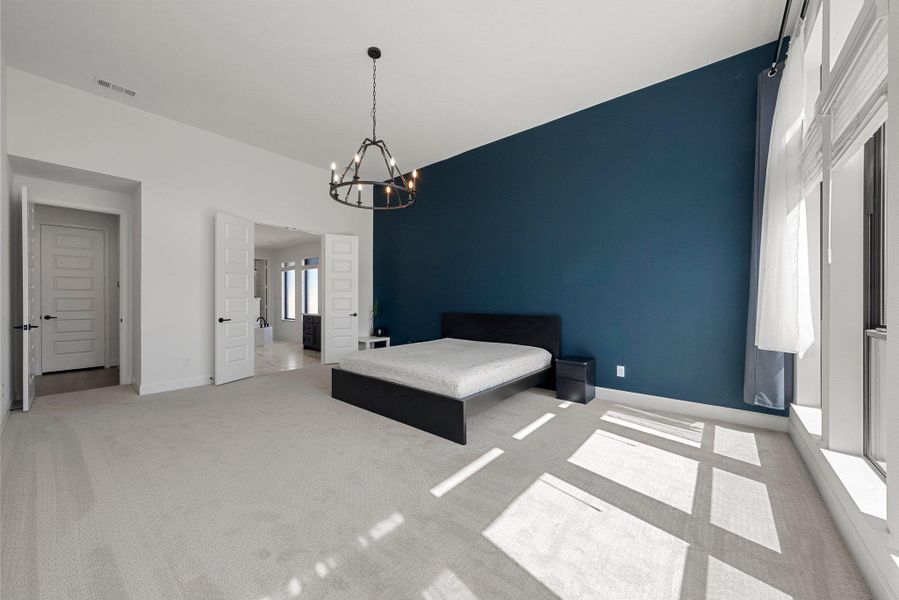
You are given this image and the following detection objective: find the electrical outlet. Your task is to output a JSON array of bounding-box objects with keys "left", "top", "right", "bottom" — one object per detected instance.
[{"left": 616, "top": 365, "right": 626, "bottom": 377}]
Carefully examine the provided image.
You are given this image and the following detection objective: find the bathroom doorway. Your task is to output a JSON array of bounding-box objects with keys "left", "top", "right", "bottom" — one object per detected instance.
[{"left": 253, "top": 223, "right": 322, "bottom": 375}]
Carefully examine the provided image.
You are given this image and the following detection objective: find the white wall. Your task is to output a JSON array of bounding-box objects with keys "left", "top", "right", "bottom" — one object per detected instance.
[
  {"left": 0, "top": 36, "right": 11, "bottom": 433},
  {"left": 132, "top": 185, "right": 142, "bottom": 388},
  {"left": 253, "top": 248, "right": 274, "bottom": 326},
  {"left": 796, "top": 186, "right": 822, "bottom": 407},
  {"left": 886, "top": 0, "right": 899, "bottom": 543},
  {"left": 6, "top": 68, "right": 373, "bottom": 393},
  {"left": 825, "top": 147, "right": 865, "bottom": 454},
  {"left": 31, "top": 200, "right": 120, "bottom": 369}
]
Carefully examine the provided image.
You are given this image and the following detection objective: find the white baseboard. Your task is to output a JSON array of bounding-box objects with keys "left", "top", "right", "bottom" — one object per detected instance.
[
  {"left": 789, "top": 411, "right": 899, "bottom": 600},
  {"left": 138, "top": 375, "right": 211, "bottom": 396},
  {"left": 595, "top": 386, "right": 789, "bottom": 432}
]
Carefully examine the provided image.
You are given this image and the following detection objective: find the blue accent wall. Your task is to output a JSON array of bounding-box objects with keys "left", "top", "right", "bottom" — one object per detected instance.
[{"left": 374, "top": 42, "right": 785, "bottom": 415}]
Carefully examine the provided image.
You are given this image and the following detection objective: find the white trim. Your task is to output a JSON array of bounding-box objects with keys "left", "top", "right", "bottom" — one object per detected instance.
[
  {"left": 138, "top": 375, "right": 210, "bottom": 396},
  {"left": 790, "top": 408, "right": 899, "bottom": 600},
  {"left": 27, "top": 196, "right": 133, "bottom": 387},
  {"left": 595, "top": 387, "right": 788, "bottom": 432}
]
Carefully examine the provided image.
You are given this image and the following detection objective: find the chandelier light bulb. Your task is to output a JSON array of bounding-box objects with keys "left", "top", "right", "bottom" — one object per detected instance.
[
  {"left": 385, "top": 186, "right": 391, "bottom": 194},
  {"left": 354, "top": 154, "right": 361, "bottom": 163},
  {"left": 412, "top": 170, "right": 418, "bottom": 179},
  {"left": 330, "top": 162, "right": 337, "bottom": 171},
  {"left": 358, "top": 184, "right": 363, "bottom": 191},
  {"left": 389, "top": 157, "right": 396, "bottom": 166}
]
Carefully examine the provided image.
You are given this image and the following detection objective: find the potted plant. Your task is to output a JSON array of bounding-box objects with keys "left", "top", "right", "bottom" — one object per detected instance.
[{"left": 370, "top": 299, "right": 380, "bottom": 335}]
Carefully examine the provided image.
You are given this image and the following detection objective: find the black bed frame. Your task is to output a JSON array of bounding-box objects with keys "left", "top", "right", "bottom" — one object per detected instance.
[{"left": 331, "top": 313, "right": 561, "bottom": 445}]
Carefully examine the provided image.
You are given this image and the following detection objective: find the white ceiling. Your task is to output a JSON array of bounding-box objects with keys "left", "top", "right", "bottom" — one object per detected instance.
[
  {"left": 2, "top": 1, "right": 795, "bottom": 171},
  {"left": 255, "top": 223, "right": 320, "bottom": 251}
]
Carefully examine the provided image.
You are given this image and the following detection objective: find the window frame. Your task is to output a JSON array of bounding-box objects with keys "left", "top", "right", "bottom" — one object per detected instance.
[
  {"left": 863, "top": 124, "right": 887, "bottom": 477},
  {"left": 281, "top": 261, "right": 296, "bottom": 321},
  {"left": 301, "top": 257, "right": 320, "bottom": 316}
]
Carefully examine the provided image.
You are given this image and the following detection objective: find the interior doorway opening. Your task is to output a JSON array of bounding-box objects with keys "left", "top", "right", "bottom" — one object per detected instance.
[
  {"left": 253, "top": 222, "right": 323, "bottom": 376},
  {"left": 33, "top": 205, "right": 121, "bottom": 397},
  {"left": 10, "top": 156, "right": 141, "bottom": 410}
]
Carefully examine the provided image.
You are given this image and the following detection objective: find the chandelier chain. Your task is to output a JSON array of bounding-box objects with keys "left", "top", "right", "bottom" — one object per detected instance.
[{"left": 371, "top": 57, "right": 377, "bottom": 140}]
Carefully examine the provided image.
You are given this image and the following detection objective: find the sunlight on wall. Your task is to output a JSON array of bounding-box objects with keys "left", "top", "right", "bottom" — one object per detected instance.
[
  {"left": 600, "top": 408, "right": 704, "bottom": 448},
  {"left": 568, "top": 430, "right": 698, "bottom": 513},
  {"left": 421, "top": 568, "right": 479, "bottom": 600},
  {"left": 713, "top": 426, "right": 761, "bottom": 466},
  {"left": 710, "top": 468, "right": 781, "bottom": 552},
  {"left": 706, "top": 556, "right": 792, "bottom": 600},
  {"left": 483, "top": 473, "right": 688, "bottom": 600}
]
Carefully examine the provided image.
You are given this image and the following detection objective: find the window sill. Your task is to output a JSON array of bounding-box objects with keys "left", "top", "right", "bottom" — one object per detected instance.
[
  {"left": 792, "top": 404, "right": 822, "bottom": 439},
  {"left": 789, "top": 406, "right": 899, "bottom": 597}
]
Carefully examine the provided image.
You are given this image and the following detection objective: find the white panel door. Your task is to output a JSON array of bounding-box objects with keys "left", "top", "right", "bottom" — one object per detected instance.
[
  {"left": 215, "top": 212, "right": 255, "bottom": 384},
  {"left": 322, "top": 233, "right": 359, "bottom": 364},
  {"left": 40, "top": 224, "right": 106, "bottom": 373},
  {"left": 19, "top": 187, "right": 37, "bottom": 411}
]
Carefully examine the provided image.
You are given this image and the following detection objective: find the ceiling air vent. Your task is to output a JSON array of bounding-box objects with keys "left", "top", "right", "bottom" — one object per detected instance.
[{"left": 95, "top": 78, "right": 137, "bottom": 98}]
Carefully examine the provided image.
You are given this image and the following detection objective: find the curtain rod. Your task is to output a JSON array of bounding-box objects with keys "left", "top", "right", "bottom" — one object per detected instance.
[{"left": 769, "top": 0, "right": 811, "bottom": 76}]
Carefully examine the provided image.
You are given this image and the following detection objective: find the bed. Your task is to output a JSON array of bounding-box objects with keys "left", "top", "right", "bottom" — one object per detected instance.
[{"left": 331, "top": 313, "right": 561, "bottom": 444}]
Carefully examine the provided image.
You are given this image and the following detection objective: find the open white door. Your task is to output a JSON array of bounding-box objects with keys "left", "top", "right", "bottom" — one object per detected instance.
[
  {"left": 19, "top": 187, "right": 38, "bottom": 411},
  {"left": 214, "top": 212, "right": 255, "bottom": 385},
  {"left": 322, "top": 233, "right": 359, "bottom": 364}
]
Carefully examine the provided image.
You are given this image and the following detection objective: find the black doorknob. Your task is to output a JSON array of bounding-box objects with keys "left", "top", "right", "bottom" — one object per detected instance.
[
  {"left": 218, "top": 317, "right": 231, "bottom": 323},
  {"left": 349, "top": 313, "right": 358, "bottom": 317},
  {"left": 43, "top": 315, "right": 58, "bottom": 320}
]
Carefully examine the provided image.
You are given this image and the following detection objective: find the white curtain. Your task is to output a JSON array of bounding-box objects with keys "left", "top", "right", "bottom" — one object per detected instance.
[{"left": 756, "top": 20, "right": 815, "bottom": 357}]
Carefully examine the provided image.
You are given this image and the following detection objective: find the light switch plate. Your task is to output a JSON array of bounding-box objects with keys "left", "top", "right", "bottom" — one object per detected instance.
[{"left": 616, "top": 365, "right": 625, "bottom": 377}]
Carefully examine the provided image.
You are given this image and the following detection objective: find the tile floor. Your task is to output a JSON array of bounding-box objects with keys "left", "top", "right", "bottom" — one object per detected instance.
[{"left": 255, "top": 340, "right": 321, "bottom": 375}]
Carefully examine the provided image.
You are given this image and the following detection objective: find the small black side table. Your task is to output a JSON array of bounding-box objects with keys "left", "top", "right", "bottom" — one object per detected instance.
[{"left": 556, "top": 356, "right": 596, "bottom": 404}]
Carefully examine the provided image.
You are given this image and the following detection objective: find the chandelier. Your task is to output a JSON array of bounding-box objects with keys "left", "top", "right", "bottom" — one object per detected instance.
[{"left": 329, "top": 47, "right": 417, "bottom": 210}]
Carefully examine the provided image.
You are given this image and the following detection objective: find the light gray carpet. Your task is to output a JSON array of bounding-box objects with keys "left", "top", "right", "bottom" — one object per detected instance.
[{"left": 1, "top": 365, "right": 870, "bottom": 599}]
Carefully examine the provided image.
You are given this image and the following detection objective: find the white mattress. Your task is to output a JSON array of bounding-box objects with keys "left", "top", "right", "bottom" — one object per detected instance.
[{"left": 338, "top": 338, "right": 552, "bottom": 399}]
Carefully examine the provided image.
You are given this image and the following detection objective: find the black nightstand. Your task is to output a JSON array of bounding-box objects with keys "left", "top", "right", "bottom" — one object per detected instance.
[{"left": 556, "top": 356, "right": 595, "bottom": 403}]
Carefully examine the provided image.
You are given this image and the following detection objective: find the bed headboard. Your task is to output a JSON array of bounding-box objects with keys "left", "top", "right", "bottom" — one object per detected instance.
[{"left": 440, "top": 313, "right": 561, "bottom": 358}]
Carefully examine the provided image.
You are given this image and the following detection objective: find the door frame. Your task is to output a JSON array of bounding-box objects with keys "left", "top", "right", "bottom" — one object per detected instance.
[
  {"left": 35, "top": 222, "right": 111, "bottom": 373},
  {"left": 27, "top": 197, "right": 133, "bottom": 386}
]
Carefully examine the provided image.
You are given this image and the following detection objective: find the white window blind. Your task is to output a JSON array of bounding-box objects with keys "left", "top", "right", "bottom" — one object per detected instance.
[{"left": 821, "top": 2, "right": 888, "bottom": 168}]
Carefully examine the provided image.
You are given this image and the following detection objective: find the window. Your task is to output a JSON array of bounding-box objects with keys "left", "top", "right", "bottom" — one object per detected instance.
[
  {"left": 864, "top": 125, "right": 887, "bottom": 475},
  {"left": 281, "top": 261, "right": 296, "bottom": 320},
  {"left": 302, "top": 257, "right": 319, "bottom": 315}
]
